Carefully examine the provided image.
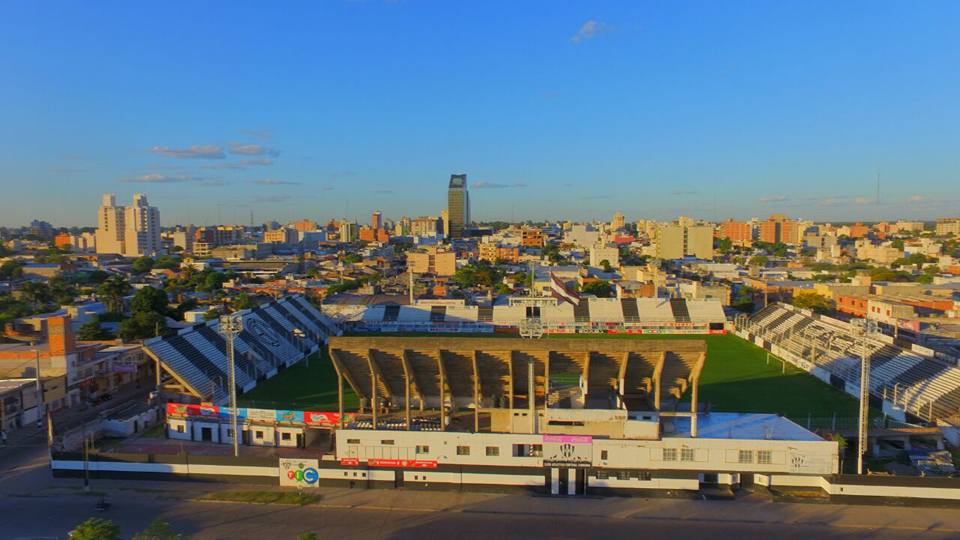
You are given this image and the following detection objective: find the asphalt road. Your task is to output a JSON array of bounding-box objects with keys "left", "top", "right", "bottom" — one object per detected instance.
[{"left": 4, "top": 441, "right": 960, "bottom": 540}]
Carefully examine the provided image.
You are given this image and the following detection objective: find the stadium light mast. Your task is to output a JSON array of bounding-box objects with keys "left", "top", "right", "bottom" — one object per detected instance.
[
  {"left": 220, "top": 313, "right": 244, "bottom": 458},
  {"left": 849, "top": 317, "right": 878, "bottom": 475}
]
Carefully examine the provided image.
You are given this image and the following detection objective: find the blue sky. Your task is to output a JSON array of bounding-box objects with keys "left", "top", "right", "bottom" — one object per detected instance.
[{"left": 2, "top": 1, "right": 959, "bottom": 227}]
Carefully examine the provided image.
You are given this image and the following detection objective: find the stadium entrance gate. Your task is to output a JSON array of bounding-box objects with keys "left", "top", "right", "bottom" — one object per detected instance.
[{"left": 546, "top": 467, "right": 587, "bottom": 496}]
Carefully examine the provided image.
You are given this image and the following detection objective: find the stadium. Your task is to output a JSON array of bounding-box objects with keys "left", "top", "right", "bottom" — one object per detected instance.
[{"left": 131, "top": 294, "right": 960, "bottom": 496}]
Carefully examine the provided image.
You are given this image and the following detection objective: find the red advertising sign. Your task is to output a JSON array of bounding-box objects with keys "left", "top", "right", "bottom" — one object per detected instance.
[
  {"left": 339, "top": 457, "right": 360, "bottom": 466},
  {"left": 304, "top": 411, "right": 354, "bottom": 426},
  {"left": 367, "top": 459, "right": 438, "bottom": 469},
  {"left": 166, "top": 402, "right": 220, "bottom": 418}
]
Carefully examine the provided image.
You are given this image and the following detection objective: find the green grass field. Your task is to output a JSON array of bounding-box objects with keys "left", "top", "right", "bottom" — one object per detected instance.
[{"left": 239, "top": 333, "right": 862, "bottom": 421}]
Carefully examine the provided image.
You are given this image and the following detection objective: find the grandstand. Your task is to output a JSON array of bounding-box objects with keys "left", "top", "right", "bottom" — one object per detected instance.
[
  {"left": 324, "top": 297, "right": 727, "bottom": 335},
  {"left": 144, "top": 295, "right": 342, "bottom": 404},
  {"left": 740, "top": 303, "right": 960, "bottom": 422}
]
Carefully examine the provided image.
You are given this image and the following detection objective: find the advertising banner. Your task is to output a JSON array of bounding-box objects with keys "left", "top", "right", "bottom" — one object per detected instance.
[
  {"left": 304, "top": 411, "right": 352, "bottom": 426},
  {"left": 165, "top": 403, "right": 220, "bottom": 418},
  {"left": 275, "top": 409, "right": 305, "bottom": 423},
  {"left": 367, "top": 459, "right": 438, "bottom": 469},
  {"left": 543, "top": 434, "right": 593, "bottom": 468},
  {"left": 279, "top": 458, "right": 320, "bottom": 488},
  {"left": 246, "top": 408, "right": 276, "bottom": 422}
]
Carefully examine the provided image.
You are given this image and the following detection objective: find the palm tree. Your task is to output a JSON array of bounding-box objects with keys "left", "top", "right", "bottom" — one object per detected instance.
[{"left": 96, "top": 276, "right": 130, "bottom": 314}]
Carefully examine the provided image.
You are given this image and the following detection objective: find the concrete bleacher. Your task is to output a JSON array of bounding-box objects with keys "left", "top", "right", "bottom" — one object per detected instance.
[
  {"left": 145, "top": 294, "right": 338, "bottom": 405},
  {"left": 745, "top": 302, "right": 960, "bottom": 422}
]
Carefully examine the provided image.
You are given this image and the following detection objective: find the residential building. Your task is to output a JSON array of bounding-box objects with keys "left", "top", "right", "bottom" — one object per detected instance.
[
  {"left": 479, "top": 243, "right": 520, "bottom": 264},
  {"left": 936, "top": 218, "right": 960, "bottom": 236},
  {"left": 521, "top": 228, "right": 545, "bottom": 248},
  {"left": 289, "top": 219, "right": 318, "bottom": 234},
  {"left": 264, "top": 227, "right": 298, "bottom": 244},
  {"left": 53, "top": 232, "right": 72, "bottom": 249},
  {"left": 410, "top": 216, "right": 442, "bottom": 238},
  {"left": 656, "top": 223, "right": 714, "bottom": 260},
  {"left": 611, "top": 212, "right": 625, "bottom": 231},
  {"left": 589, "top": 243, "right": 620, "bottom": 268},
  {"left": 338, "top": 222, "right": 358, "bottom": 243},
  {"left": 718, "top": 220, "right": 753, "bottom": 246},
  {"left": 407, "top": 246, "right": 457, "bottom": 276},
  {"left": 194, "top": 225, "right": 244, "bottom": 248},
  {"left": 371, "top": 212, "right": 382, "bottom": 231},
  {"left": 95, "top": 193, "right": 161, "bottom": 256},
  {"left": 447, "top": 174, "right": 469, "bottom": 239}
]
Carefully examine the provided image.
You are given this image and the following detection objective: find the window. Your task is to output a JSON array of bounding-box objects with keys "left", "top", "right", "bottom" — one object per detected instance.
[
  {"left": 738, "top": 450, "right": 753, "bottom": 464},
  {"left": 662, "top": 448, "right": 677, "bottom": 461},
  {"left": 616, "top": 470, "right": 631, "bottom": 480},
  {"left": 416, "top": 445, "right": 430, "bottom": 454},
  {"left": 456, "top": 446, "right": 470, "bottom": 456},
  {"left": 255, "top": 430, "right": 264, "bottom": 439},
  {"left": 381, "top": 439, "right": 395, "bottom": 445},
  {"left": 600, "top": 450, "right": 608, "bottom": 460},
  {"left": 281, "top": 432, "right": 291, "bottom": 441},
  {"left": 176, "top": 425, "right": 184, "bottom": 433},
  {"left": 486, "top": 446, "right": 500, "bottom": 457},
  {"left": 681, "top": 448, "right": 695, "bottom": 462},
  {"left": 529, "top": 444, "right": 543, "bottom": 457},
  {"left": 226, "top": 429, "right": 233, "bottom": 438},
  {"left": 595, "top": 470, "right": 609, "bottom": 479},
  {"left": 347, "top": 438, "right": 360, "bottom": 444},
  {"left": 758, "top": 451, "right": 772, "bottom": 465}
]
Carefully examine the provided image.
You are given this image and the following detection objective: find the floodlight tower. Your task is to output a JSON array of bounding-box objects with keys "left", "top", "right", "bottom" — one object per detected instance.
[
  {"left": 220, "top": 313, "right": 244, "bottom": 458},
  {"left": 849, "top": 317, "right": 878, "bottom": 475}
]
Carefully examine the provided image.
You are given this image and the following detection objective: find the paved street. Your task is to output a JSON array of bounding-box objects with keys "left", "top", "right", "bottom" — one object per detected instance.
[{"left": 3, "top": 450, "right": 960, "bottom": 540}]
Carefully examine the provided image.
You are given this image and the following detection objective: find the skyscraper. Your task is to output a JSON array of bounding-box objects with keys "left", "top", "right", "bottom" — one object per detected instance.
[
  {"left": 611, "top": 211, "right": 625, "bottom": 231},
  {"left": 447, "top": 174, "right": 469, "bottom": 239},
  {"left": 371, "top": 211, "right": 382, "bottom": 230},
  {"left": 96, "top": 193, "right": 161, "bottom": 256}
]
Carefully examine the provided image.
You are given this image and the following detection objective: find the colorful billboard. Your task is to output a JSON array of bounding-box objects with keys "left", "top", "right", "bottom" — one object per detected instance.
[{"left": 279, "top": 458, "right": 320, "bottom": 488}]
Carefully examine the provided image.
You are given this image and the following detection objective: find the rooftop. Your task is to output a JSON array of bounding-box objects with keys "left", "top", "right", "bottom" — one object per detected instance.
[{"left": 663, "top": 412, "right": 823, "bottom": 442}]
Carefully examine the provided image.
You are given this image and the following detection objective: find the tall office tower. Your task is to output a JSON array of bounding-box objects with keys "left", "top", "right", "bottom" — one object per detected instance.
[
  {"left": 371, "top": 211, "right": 382, "bottom": 230},
  {"left": 611, "top": 211, "right": 625, "bottom": 231},
  {"left": 123, "top": 193, "right": 162, "bottom": 256},
  {"left": 95, "top": 194, "right": 126, "bottom": 255},
  {"left": 447, "top": 174, "right": 469, "bottom": 239}
]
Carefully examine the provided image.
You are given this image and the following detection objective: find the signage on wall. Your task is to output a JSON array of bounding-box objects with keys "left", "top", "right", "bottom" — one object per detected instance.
[
  {"left": 279, "top": 458, "right": 320, "bottom": 488},
  {"left": 367, "top": 459, "right": 438, "bottom": 469},
  {"left": 543, "top": 434, "right": 593, "bottom": 468},
  {"left": 166, "top": 404, "right": 354, "bottom": 427}
]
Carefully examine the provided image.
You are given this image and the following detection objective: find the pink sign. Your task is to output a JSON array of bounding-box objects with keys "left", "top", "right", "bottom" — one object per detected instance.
[{"left": 543, "top": 434, "right": 592, "bottom": 444}]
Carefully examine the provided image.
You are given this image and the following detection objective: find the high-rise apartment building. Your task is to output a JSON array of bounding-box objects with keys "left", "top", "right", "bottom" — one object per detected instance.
[
  {"left": 758, "top": 214, "right": 801, "bottom": 245},
  {"left": 718, "top": 220, "right": 753, "bottom": 246},
  {"left": 656, "top": 222, "right": 714, "bottom": 260},
  {"left": 447, "top": 174, "right": 469, "bottom": 239},
  {"left": 96, "top": 193, "right": 161, "bottom": 256},
  {"left": 371, "top": 211, "right": 382, "bottom": 231},
  {"left": 611, "top": 212, "right": 625, "bottom": 231}
]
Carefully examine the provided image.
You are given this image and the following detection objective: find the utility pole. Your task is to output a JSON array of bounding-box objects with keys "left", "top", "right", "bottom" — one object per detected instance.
[
  {"left": 850, "top": 317, "right": 877, "bottom": 475},
  {"left": 220, "top": 314, "right": 244, "bottom": 458},
  {"left": 34, "top": 346, "right": 44, "bottom": 429}
]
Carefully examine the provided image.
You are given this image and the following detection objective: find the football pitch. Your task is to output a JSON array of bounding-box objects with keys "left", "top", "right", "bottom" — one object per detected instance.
[{"left": 239, "top": 333, "right": 861, "bottom": 420}]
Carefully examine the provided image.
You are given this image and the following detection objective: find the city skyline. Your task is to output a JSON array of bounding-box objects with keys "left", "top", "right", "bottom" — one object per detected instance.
[{"left": 2, "top": 1, "right": 960, "bottom": 226}]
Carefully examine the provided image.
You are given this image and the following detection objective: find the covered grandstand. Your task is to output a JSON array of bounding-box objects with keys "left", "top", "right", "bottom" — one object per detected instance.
[
  {"left": 739, "top": 303, "right": 960, "bottom": 422},
  {"left": 145, "top": 295, "right": 341, "bottom": 404},
  {"left": 327, "top": 336, "right": 707, "bottom": 433},
  {"left": 323, "top": 297, "right": 727, "bottom": 335}
]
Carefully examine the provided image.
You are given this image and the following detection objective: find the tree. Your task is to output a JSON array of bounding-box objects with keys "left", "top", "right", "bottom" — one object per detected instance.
[
  {"left": 715, "top": 237, "right": 733, "bottom": 253},
  {"left": 791, "top": 292, "right": 832, "bottom": 314},
  {"left": 202, "top": 308, "right": 220, "bottom": 321},
  {"left": 581, "top": 280, "right": 613, "bottom": 298},
  {"left": 452, "top": 262, "right": 502, "bottom": 289},
  {"left": 77, "top": 316, "right": 112, "bottom": 341},
  {"left": 748, "top": 255, "right": 769, "bottom": 267},
  {"left": 600, "top": 259, "right": 612, "bottom": 273},
  {"left": 0, "top": 260, "right": 23, "bottom": 280},
  {"left": 131, "top": 286, "right": 170, "bottom": 315},
  {"left": 199, "top": 271, "right": 228, "bottom": 292},
  {"left": 69, "top": 517, "right": 120, "bottom": 540},
  {"left": 120, "top": 310, "right": 167, "bottom": 340},
  {"left": 131, "top": 256, "right": 155, "bottom": 274},
  {"left": 97, "top": 275, "right": 131, "bottom": 314},
  {"left": 296, "top": 533, "right": 319, "bottom": 540},
  {"left": 153, "top": 255, "right": 181, "bottom": 270},
  {"left": 18, "top": 281, "right": 52, "bottom": 310},
  {"left": 48, "top": 276, "right": 77, "bottom": 305},
  {"left": 133, "top": 519, "right": 181, "bottom": 540},
  {"left": 233, "top": 292, "right": 254, "bottom": 310}
]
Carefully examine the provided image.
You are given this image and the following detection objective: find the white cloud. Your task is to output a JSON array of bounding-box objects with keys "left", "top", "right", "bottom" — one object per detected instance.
[
  {"left": 907, "top": 194, "right": 927, "bottom": 203},
  {"left": 148, "top": 145, "right": 225, "bottom": 159},
  {"left": 120, "top": 173, "right": 195, "bottom": 184},
  {"left": 759, "top": 195, "right": 788, "bottom": 203},
  {"left": 229, "top": 142, "right": 280, "bottom": 157},
  {"left": 571, "top": 20, "right": 610, "bottom": 44},
  {"left": 204, "top": 158, "right": 275, "bottom": 170},
  {"left": 473, "top": 181, "right": 527, "bottom": 189},
  {"left": 253, "top": 179, "right": 301, "bottom": 186}
]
